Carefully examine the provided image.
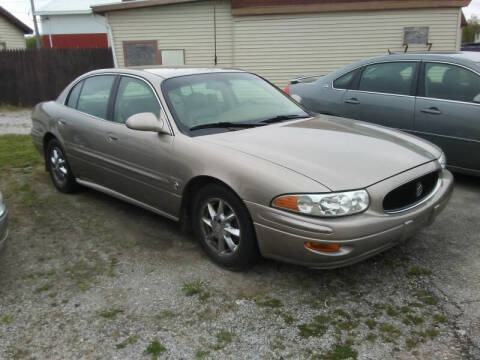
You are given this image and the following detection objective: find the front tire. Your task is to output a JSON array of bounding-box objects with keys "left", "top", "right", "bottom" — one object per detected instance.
[
  {"left": 192, "top": 184, "right": 259, "bottom": 270},
  {"left": 46, "top": 139, "right": 78, "bottom": 193}
]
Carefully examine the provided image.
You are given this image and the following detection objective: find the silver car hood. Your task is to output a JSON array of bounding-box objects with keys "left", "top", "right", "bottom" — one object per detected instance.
[{"left": 202, "top": 116, "right": 441, "bottom": 191}]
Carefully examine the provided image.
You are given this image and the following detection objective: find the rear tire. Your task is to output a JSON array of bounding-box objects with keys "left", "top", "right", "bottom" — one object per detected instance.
[
  {"left": 192, "top": 183, "right": 259, "bottom": 270},
  {"left": 46, "top": 139, "right": 78, "bottom": 193}
]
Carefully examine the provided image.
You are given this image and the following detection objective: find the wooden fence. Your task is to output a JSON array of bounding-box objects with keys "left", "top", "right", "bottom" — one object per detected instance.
[{"left": 0, "top": 48, "right": 114, "bottom": 107}]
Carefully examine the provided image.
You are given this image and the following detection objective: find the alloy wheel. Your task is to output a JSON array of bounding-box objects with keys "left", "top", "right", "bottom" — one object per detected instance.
[
  {"left": 200, "top": 198, "right": 241, "bottom": 256},
  {"left": 50, "top": 147, "right": 68, "bottom": 186}
]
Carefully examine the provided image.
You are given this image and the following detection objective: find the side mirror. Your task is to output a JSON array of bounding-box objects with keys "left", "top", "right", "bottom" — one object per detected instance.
[
  {"left": 474, "top": 94, "right": 480, "bottom": 104},
  {"left": 125, "top": 112, "right": 166, "bottom": 133}
]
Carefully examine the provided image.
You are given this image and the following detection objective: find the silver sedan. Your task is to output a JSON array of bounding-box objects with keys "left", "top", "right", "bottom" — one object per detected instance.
[
  {"left": 32, "top": 68, "right": 453, "bottom": 270},
  {"left": 0, "top": 191, "right": 8, "bottom": 250}
]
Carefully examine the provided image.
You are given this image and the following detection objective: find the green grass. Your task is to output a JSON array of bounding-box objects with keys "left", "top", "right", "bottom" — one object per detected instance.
[
  {"left": 408, "top": 265, "right": 433, "bottom": 277},
  {"left": 0, "top": 135, "right": 42, "bottom": 170},
  {"left": 98, "top": 308, "right": 124, "bottom": 319},
  {"left": 433, "top": 313, "right": 447, "bottom": 323},
  {"left": 365, "top": 319, "right": 377, "bottom": 330},
  {"left": 213, "top": 330, "right": 233, "bottom": 350},
  {"left": 144, "top": 340, "right": 166, "bottom": 359},
  {"left": 255, "top": 296, "right": 283, "bottom": 308},
  {"left": 415, "top": 291, "right": 439, "bottom": 306},
  {"left": 34, "top": 283, "right": 52, "bottom": 293},
  {"left": 0, "top": 104, "right": 30, "bottom": 112},
  {"left": 1, "top": 314, "right": 13, "bottom": 324},
  {"left": 182, "top": 280, "right": 204, "bottom": 296},
  {"left": 403, "top": 314, "right": 424, "bottom": 326},
  {"left": 298, "top": 315, "right": 331, "bottom": 338},
  {"left": 322, "top": 339, "right": 358, "bottom": 360},
  {"left": 116, "top": 335, "right": 138, "bottom": 349},
  {"left": 195, "top": 349, "right": 210, "bottom": 359}
]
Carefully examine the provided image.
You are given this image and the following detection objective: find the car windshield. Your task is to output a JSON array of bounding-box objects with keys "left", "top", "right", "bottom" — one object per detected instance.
[{"left": 161, "top": 72, "right": 309, "bottom": 134}]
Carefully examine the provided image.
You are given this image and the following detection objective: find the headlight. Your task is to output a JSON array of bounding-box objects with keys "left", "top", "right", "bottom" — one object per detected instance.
[
  {"left": 438, "top": 153, "right": 446, "bottom": 170},
  {"left": 0, "top": 192, "right": 5, "bottom": 217},
  {"left": 272, "top": 190, "right": 370, "bottom": 217}
]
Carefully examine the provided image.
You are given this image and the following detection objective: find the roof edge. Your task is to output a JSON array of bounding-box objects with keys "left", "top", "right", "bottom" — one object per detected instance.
[
  {"left": 36, "top": 10, "right": 93, "bottom": 16},
  {"left": 232, "top": 0, "right": 472, "bottom": 16},
  {"left": 0, "top": 6, "right": 33, "bottom": 34},
  {"left": 92, "top": 0, "right": 471, "bottom": 15},
  {"left": 92, "top": 0, "right": 202, "bottom": 14}
]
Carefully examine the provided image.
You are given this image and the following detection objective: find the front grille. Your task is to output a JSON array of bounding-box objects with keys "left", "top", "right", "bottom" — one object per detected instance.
[{"left": 383, "top": 171, "right": 440, "bottom": 213}]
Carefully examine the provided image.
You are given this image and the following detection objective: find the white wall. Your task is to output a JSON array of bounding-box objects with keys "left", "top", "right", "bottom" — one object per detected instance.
[
  {"left": 0, "top": 16, "right": 26, "bottom": 49},
  {"left": 39, "top": 13, "right": 108, "bottom": 35},
  {"left": 106, "top": 1, "right": 461, "bottom": 86},
  {"left": 108, "top": 0, "right": 232, "bottom": 67},
  {"left": 232, "top": 8, "right": 461, "bottom": 86}
]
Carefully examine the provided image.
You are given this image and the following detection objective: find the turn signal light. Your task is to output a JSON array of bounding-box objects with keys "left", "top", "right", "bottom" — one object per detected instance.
[
  {"left": 272, "top": 195, "right": 299, "bottom": 211},
  {"left": 305, "top": 242, "right": 341, "bottom": 253}
]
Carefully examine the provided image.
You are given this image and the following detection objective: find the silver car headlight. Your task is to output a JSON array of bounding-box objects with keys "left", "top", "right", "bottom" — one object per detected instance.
[
  {"left": 272, "top": 190, "right": 370, "bottom": 217},
  {"left": 0, "top": 192, "right": 5, "bottom": 217},
  {"left": 438, "top": 153, "right": 446, "bottom": 170}
]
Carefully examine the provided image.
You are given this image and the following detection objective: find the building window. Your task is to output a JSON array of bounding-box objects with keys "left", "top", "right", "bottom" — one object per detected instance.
[
  {"left": 161, "top": 50, "right": 185, "bottom": 66},
  {"left": 0, "top": 42, "right": 6, "bottom": 50},
  {"left": 123, "top": 41, "right": 161, "bottom": 67}
]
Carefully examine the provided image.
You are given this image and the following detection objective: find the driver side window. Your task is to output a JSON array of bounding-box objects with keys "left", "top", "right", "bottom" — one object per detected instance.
[{"left": 114, "top": 76, "right": 161, "bottom": 124}]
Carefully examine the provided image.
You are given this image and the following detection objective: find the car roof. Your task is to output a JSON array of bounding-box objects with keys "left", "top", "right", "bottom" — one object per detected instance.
[
  {"left": 324, "top": 51, "right": 480, "bottom": 79},
  {"left": 374, "top": 51, "right": 480, "bottom": 63},
  {"left": 84, "top": 67, "right": 245, "bottom": 81}
]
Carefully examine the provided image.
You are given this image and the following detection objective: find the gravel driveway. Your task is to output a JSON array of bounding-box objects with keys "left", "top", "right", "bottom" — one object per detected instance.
[
  {"left": 0, "top": 109, "right": 32, "bottom": 135},
  {"left": 0, "top": 111, "right": 479, "bottom": 359}
]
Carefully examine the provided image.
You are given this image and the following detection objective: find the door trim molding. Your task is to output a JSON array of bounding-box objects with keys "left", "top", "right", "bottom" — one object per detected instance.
[{"left": 76, "top": 179, "right": 180, "bottom": 222}]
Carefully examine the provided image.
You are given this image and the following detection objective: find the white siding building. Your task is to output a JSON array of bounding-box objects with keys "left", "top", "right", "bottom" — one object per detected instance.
[
  {"left": 0, "top": 6, "right": 32, "bottom": 50},
  {"left": 93, "top": 0, "right": 470, "bottom": 86}
]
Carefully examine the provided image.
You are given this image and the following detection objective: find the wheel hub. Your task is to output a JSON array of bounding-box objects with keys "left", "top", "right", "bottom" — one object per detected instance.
[{"left": 200, "top": 198, "right": 241, "bottom": 255}]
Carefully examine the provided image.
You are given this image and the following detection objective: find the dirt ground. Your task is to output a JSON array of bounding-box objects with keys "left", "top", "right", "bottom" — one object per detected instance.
[{"left": 0, "top": 111, "right": 479, "bottom": 359}]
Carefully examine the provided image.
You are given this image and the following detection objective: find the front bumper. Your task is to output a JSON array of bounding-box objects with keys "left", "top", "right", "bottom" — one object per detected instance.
[
  {"left": 247, "top": 163, "right": 453, "bottom": 269},
  {"left": 0, "top": 208, "right": 8, "bottom": 251}
]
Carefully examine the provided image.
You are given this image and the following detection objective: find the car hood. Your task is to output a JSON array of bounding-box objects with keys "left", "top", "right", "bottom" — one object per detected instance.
[{"left": 202, "top": 116, "right": 441, "bottom": 191}]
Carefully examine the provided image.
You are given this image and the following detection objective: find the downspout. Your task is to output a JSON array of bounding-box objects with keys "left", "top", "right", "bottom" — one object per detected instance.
[
  {"left": 213, "top": 1, "right": 217, "bottom": 66},
  {"left": 105, "top": 13, "right": 118, "bottom": 67},
  {"left": 47, "top": 17, "right": 53, "bottom": 48}
]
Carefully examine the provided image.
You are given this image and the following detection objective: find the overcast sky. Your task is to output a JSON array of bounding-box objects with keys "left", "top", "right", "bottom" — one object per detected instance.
[{"left": 1, "top": 0, "right": 480, "bottom": 29}]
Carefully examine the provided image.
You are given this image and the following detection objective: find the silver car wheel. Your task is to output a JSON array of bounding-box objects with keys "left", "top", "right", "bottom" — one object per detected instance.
[
  {"left": 50, "top": 147, "right": 68, "bottom": 186},
  {"left": 200, "top": 198, "right": 241, "bottom": 256}
]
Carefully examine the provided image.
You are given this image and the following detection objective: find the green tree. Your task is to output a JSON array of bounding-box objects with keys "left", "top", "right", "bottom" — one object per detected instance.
[
  {"left": 462, "top": 15, "right": 480, "bottom": 44},
  {"left": 26, "top": 36, "right": 42, "bottom": 49}
]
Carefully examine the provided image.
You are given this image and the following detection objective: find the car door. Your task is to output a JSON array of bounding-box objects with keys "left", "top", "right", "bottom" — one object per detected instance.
[
  {"left": 56, "top": 74, "right": 117, "bottom": 183},
  {"left": 95, "top": 75, "right": 179, "bottom": 217},
  {"left": 414, "top": 62, "right": 480, "bottom": 173},
  {"left": 342, "top": 61, "right": 418, "bottom": 131}
]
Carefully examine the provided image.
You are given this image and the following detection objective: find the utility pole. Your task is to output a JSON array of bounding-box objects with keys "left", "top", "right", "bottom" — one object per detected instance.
[{"left": 29, "top": 0, "right": 41, "bottom": 49}]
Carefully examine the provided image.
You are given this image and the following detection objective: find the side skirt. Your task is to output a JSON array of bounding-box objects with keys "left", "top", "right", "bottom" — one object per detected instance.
[{"left": 76, "top": 179, "right": 180, "bottom": 222}]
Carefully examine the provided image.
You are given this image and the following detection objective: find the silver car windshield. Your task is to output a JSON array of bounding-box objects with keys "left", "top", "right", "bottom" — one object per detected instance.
[{"left": 161, "top": 72, "right": 308, "bottom": 134}]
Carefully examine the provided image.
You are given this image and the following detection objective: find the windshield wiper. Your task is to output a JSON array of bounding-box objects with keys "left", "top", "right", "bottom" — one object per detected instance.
[
  {"left": 190, "top": 122, "right": 265, "bottom": 131},
  {"left": 260, "top": 114, "right": 310, "bottom": 124}
]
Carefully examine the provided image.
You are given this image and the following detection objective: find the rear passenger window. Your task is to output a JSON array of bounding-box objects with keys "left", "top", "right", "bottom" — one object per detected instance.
[
  {"left": 77, "top": 75, "right": 115, "bottom": 119},
  {"left": 333, "top": 70, "right": 358, "bottom": 89},
  {"left": 114, "top": 77, "right": 160, "bottom": 124},
  {"left": 66, "top": 81, "right": 83, "bottom": 108},
  {"left": 424, "top": 63, "right": 480, "bottom": 103},
  {"left": 359, "top": 62, "right": 417, "bottom": 96}
]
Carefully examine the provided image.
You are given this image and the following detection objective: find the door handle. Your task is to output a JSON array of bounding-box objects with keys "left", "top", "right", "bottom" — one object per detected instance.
[
  {"left": 106, "top": 135, "right": 118, "bottom": 142},
  {"left": 345, "top": 98, "right": 360, "bottom": 105},
  {"left": 421, "top": 107, "right": 442, "bottom": 115},
  {"left": 57, "top": 119, "right": 66, "bottom": 127}
]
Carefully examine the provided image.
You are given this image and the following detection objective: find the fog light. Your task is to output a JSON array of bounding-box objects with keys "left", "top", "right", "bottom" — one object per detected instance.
[{"left": 305, "top": 242, "right": 341, "bottom": 253}]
